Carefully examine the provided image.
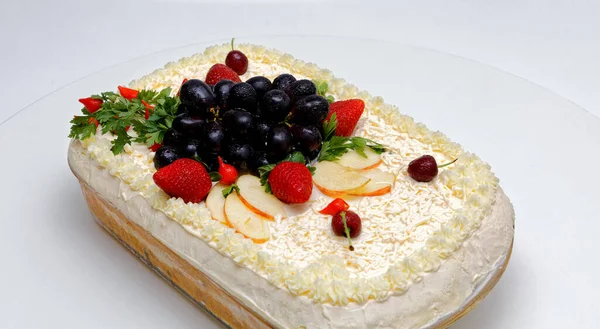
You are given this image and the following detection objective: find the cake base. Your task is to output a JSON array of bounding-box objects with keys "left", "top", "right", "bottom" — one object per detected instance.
[{"left": 76, "top": 178, "right": 512, "bottom": 329}]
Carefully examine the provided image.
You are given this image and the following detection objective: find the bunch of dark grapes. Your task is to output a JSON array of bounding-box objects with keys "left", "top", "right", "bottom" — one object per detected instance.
[{"left": 154, "top": 75, "right": 329, "bottom": 173}]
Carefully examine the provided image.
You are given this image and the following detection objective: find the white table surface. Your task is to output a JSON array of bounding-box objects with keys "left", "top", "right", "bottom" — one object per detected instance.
[{"left": 1, "top": 1, "right": 599, "bottom": 329}]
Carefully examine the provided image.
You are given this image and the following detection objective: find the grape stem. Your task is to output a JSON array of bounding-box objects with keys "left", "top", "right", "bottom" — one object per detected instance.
[
  {"left": 341, "top": 211, "right": 354, "bottom": 251},
  {"left": 438, "top": 158, "right": 458, "bottom": 168}
]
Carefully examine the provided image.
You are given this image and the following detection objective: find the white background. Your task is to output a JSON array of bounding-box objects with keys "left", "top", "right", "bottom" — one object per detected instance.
[
  {"left": 2, "top": 0, "right": 600, "bottom": 123},
  {"left": 1, "top": 1, "right": 600, "bottom": 329}
]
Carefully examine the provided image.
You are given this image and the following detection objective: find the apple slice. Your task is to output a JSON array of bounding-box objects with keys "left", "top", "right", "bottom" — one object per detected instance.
[
  {"left": 336, "top": 148, "right": 382, "bottom": 170},
  {"left": 236, "top": 175, "right": 286, "bottom": 220},
  {"left": 224, "top": 193, "right": 270, "bottom": 243},
  {"left": 206, "top": 183, "right": 228, "bottom": 223},
  {"left": 313, "top": 161, "right": 371, "bottom": 197},
  {"left": 349, "top": 169, "right": 396, "bottom": 196}
]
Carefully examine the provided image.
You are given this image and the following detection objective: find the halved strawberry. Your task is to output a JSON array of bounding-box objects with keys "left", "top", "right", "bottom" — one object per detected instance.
[
  {"left": 153, "top": 158, "right": 212, "bottom": 203},
  {"left": 205, "top": 64, "right": 241, "bottom": 85},
  {"left": 268, "top": 162, "right": 313, "bottom": 204},
  {"left": 325, "top": 99, "right": 365, "bottom": 137}
]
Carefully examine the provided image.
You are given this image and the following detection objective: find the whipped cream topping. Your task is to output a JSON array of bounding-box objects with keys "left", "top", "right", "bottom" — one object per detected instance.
[{"left": 72, "top": 44, "right": 504, "bottom": 306}]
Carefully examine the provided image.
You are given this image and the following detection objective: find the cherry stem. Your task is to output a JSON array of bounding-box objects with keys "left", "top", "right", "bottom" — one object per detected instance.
[
  {"left": 231, "top": 38, "right": 235, "bottom": 51},
  {"left": 438, "top": 158, "right": 458, "bottom": 168},
  {"left": 341, "top": 212, "right": 354, "bottom": 251}
]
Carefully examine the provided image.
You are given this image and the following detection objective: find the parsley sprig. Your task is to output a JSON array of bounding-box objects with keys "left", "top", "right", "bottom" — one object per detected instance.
[
  {"left": 318, "top": 113, "right": 386, "bottom": 162},
  {"left": 69, "top": 87, "right": 179, "bottom": 154},
  {"left": 313, "top": 80, "right": 335, "bottom": 103}
]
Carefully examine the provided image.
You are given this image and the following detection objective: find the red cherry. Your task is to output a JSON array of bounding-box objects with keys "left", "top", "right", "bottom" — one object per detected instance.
[
  {"left": 225, "top": 38, "right": 248, "bottom": 75},
  {"left": 408, "top": 155, "right": 457, "bottom": 182},
  {"left": 319, "top": 198, "right": 350, "bottom": 215},
  {"left": 225, "top": 50, "right": 248, "bottom": 75},
  {"left": 331, "top": 210, "right": 361, "bottom": 251}
]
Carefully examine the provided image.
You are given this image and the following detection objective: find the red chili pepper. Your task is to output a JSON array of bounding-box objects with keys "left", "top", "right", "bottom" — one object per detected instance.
[
  {"left": 88, "top": 117, "right": 99, "bottom": 127},
  {"left": 319, "top": 198, "right": 350, "bottom": 215},
  {"left": 78, "top": 97, "right": 103, "bottom": 113},
  {"left": 118, "top": 86, "right": 139, "bottom": 100},
  {"left": 149, "top": 142, "right": 162, "bottom": 152},
  {"left": 142, "top": 100, "right": 155, "bottom": 120},
  {"left": 218, "top": 156, "right": 238, "bottom": 185},
  {"left": 176, "top": 78, "right": 189, "bottom": 97}
]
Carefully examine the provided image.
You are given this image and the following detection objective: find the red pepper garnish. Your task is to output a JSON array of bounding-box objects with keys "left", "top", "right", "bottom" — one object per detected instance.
[
  {"left": 142, "top": 100, "right": 155, "bottom": 120},
  {"left": 218, "top": 156, "right": 238, "bottom": 185},
  {"left": 149, "top": 142, "right": 162, "bottom": 152},
  {"left": 319, "top": 198, "right": 350, "bottom": 215},
  {"left": 88, "top": 117, "right": 99, "bottom": 127},
  {"left": 118, "top": 86, "right": 139, "bottom": 100},
  {"left": 78, "top": 97, "right": 103, "bottom": 113},
  {"left": 176, "top": 78, "right": 189, "bottom": 97}
]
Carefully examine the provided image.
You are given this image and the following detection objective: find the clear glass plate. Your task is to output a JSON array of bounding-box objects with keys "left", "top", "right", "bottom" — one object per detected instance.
[{"left": 1, "top": 35, "right": 598, "bottom": 329}]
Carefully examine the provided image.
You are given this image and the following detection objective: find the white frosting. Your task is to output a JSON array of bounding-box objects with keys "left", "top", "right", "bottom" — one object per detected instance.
[
  {"left": 69, "top": 43, "right": 515, "bottom": 327},
  {"left": 69, "top": 143, "right": 513, "bottom": 328}
]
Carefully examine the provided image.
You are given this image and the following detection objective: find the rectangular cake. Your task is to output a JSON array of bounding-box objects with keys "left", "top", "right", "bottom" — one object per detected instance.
[{"left": 68, "top": 43, "right": 514, "bottom": 329}]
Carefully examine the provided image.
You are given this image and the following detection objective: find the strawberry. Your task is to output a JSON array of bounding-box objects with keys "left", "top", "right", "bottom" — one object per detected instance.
[
  {"left": 325, "top": 99, "right": 365, "bottom": 137},
  {"left": 153, "top": 158, "right": 212, "bottom": 203},
  {"left": 205, "top": 64, "right": 241, "bottom": 85},
  {"left": 319, "top": 198, "right": 349, "bottom": 215},
  {"left": 218, "top": 156, "right": 238, "bottom": 185},
  {"left": 176, "top": 78, "right": 188, "bottom": 97},
  {"left": 268, "top": 162, "right": 313, "bottom": 204},
  {"left": 78, "top": 97, "right": 103, "bottom": 113}
]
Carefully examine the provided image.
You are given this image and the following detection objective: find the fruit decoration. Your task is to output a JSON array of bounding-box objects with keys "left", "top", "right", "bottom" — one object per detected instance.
[
  {"left": 267, "top": 161, "right": 313, "bottom": 204},
  {"left": 176, "top": 78, "right": 188, "bottom": 97},
  {"left": 325, "top": 99, "right": 365, "bottom": 137},
  {"left": 246, "top": 76, "right": 272, "bottom": 100},
  {"left": 408, "top": 155, "right": 457, "bottom": 182},
  {"left": 225, "top": 38, "right": 249, "bottom": 75},
  {"left": 272, "top": 73, "right": 296, "bottom": 91},
  {"left": 218, "top": 156, "right": 238, "bottom": 185},
  {"left": 205, "top": 64, "right": 241, "bottom": 85},
  {"left": 319, "top": 198, "right": 350, "bottom": 215},
  {"left": 331, "top": 210, "right": 362, "bottom": 251},
  {"left": 153, "top": 158, "right": 212, "bottom": 203},
  {"left": 70, "top": 49, "right": 389, "bottom": 206}
]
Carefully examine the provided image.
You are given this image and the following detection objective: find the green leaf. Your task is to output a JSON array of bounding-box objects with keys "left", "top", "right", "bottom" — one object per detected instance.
[
  {"left": 110, "top": 129, "right": 132, "bottom": 154},
  {"left": 313, "top": 80, "right": 335, "bottom": 103},
  {"left": 322, "top": 113, "right": 337, "bottom": 142},
  {"left": 318, "top": 136, "right": 387, "bottom": 162},
  {"left": 258, "top": 164, "right": 275, "bottom": 186},
  {"left": 307, "top": 166, "right": 316, "bottom": 175},
  {"left": 222, "top": 184, "right": 240, "bottom": 198},
  {"left": 210, "top": 172, "right": 222, "bottom": 182},
  {"left": 71, "top": 86, "right": 181, "bottom": 154},
  {"left": 286, "top": 151, "right": 306, "bottom": 164}
]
